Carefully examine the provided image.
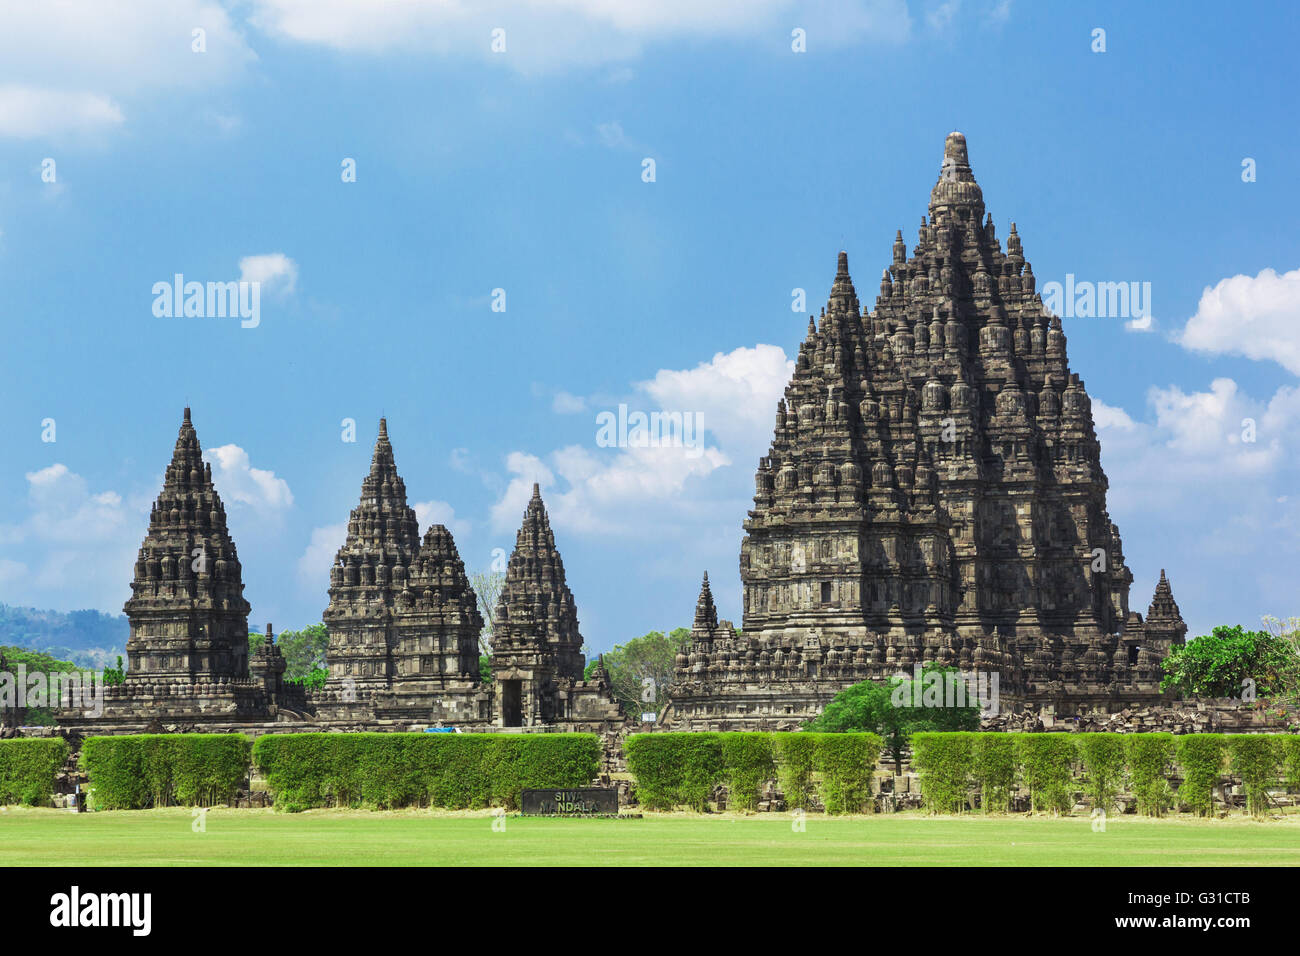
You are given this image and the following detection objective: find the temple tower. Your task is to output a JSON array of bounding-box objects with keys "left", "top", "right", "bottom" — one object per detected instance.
[
  {"left": 123, "top": 408, "right": 252, "bottom": 682},
  {"left": 321, "top": 418, "right": 422, "bottom": 703},
  {"left": 668, "top": 133, "right": 1175, "bottom": 728},
  {"left": 490, "top": 485, "right": 592, "bottom": 725}
]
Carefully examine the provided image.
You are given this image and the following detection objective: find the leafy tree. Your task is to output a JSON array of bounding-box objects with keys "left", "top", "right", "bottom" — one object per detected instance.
[
  {"left": 0, "top": 645, "right": 82, "bottom": 725},
  {"left": 103, "top": 655, "right": 125, "bottom": 686},
  {"left": 595, "top": 629, "right": 689, "bottom": 717},
  {"left": 276, "top": 624, "right": 329, "bottom": 681},
  {"left": 469, "top": 570, "right": 504, "bottom": 656},
  {"left": 805, "top": 665, "right": 981, "bottom": 773},
  {"left": 286, "top": 666, "right": 328, "bottom": 691},
  {"left": 479, "top": 655, "right": 492, "bottom": 683},
  {"left": 1161, "top": 624, "right": 1300, "bottom": 699},
  {"left": 246, "top": 625, "right": 329, "bottom": 682}
]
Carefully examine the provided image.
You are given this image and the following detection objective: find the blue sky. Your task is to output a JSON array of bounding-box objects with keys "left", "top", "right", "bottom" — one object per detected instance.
[{"left": 1, "top": 0, "right": 1297, "bottom": 650}]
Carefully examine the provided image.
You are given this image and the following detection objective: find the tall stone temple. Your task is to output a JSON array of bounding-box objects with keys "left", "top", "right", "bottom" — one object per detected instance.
[
  {"left": 62, "top": 409, "right": 289, "bottom": 730},
  {"left": 63, "top": 413, "right": 620, "bottom": 734},
  {"left": 490, "top": 484, "right": 622, "bottom": 726},
  {"left": 314, "top": 421, "right": 620, "bottom": 728},
  {"left": 666, "top": 132, "right": 1186, "bottom": 730}
]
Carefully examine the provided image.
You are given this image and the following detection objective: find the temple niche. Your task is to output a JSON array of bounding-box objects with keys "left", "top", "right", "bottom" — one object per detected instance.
[{"left": 665, "top": 133, "right": 1186, "bottom": 731}]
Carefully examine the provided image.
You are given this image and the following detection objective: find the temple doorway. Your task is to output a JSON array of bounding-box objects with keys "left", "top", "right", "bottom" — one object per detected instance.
[{"left": 502, "top": 680, "right": 522, "bottom": 727}]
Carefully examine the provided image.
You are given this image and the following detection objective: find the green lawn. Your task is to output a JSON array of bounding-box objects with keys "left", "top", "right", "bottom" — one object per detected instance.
[{"left": 3, "top": 807, "right": 1300, "bottom": 865}]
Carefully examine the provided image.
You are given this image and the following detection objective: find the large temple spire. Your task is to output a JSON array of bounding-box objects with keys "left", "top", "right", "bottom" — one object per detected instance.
[{"left": 124, "top": 408, "right": 250, "bottom": 681}]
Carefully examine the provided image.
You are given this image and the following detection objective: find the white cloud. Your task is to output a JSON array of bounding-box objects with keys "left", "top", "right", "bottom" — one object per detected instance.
[
  {"left": 296, "top": 522, "right": 346, "bottom": 588},
  {"left": 490, "top": 452, "right": 555, "bottom": 532},
  {"left": 0, "top": 464, "right": 140, "bottom": 611},
  {"left": 1179, "top": 267, "right": 1300, "bottom": 374},
  {"left": 0, "top": 1, "right": 255, "bottom": 139},
  {"left": 490, "top": 344, "right": 789, "bottom": 536},
  {"left": 414, "top": 499, "right": 471, "bottom": 539},
  {"left": 203, "top": 444, "right": 294, "bottom": 512},
  {"left": 1096, "top": 378, "right": 1300, "bottom": 522},
  {"left": 638, "top": 343, "right": 794, "bottom": 449},
  {"left": 0, "top": 86, "right": 124, "bottom": 139},
  {"left": 596, "top": 121, "right": 631, "bottom": 149},
  {"left": 246, "top": 0, "right": 912, "bottom": 70},
  {"left": 926, "top": 1, "right": 960, "bottom": 31},
  {"left": 1091, "top": 398, "right": 1136, "bottom": 431},
  {"left": 239, "top": 253, "right": 298, "bottom": 295},
  {"left": 552, "top": 391, "right": 588, "bottom": 414}
]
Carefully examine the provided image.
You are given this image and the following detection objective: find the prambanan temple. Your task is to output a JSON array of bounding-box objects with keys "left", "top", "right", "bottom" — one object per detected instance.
[
  {"left": 60, "top": 412, "right": 623, "bottom": 734},
  {"left": 665, "top": 133, "right": 1186, "bottom": 730},
  {"left": 58, "top": 133, "right": 1187, "bottom": 737}
]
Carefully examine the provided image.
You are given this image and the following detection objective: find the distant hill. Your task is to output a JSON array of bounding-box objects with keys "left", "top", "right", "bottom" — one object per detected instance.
[{"left": 0, "top": 604, "right": 127, "bottom": 669}]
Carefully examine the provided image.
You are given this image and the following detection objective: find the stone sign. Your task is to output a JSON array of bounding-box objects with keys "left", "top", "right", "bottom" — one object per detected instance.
[{"left": 521, "top": 787, "right": 618, "bottom": 816}]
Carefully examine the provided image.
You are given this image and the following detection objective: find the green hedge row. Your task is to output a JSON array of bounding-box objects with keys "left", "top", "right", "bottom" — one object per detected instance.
[
  {"left": 80, "top": 734, "right": 250, "bottom": 809},
  {"left": 910, "top": 733, "right": 1300, "bottom": 817},
  {"left": 624, "top": 732, "right": 882, "bottom": 814},
  {"left": 0, "top": 738, "right": 69, "bottom": 806},
  {"left": 251, "top": 733, "right": 600, "bottom": 812}
]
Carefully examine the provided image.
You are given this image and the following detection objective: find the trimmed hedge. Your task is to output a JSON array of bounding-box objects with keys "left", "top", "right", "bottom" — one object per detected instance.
[
  {"left": 912, "top": 731, "right": 974, "bottom": 814},
  {"left": 626, "top": 732, "right": 880, "bottom": 814},
  {"left": 1126, "top": 734, "right": 1175, "bottom": 817},
  {"left": 252, "top": 733, "right": 600, "bottom": 812},
  {"left": 0, "top": 737, "right": 69, "bottom": 806},
  {"left": 1283, "top": 736, "right": 1300, "bottom": 790},
  {"left": 813, "top": 733, "right": 882, "bottom": 815},
  {"left": 720, "top": 733, "right": 775, "bottom": 812},
  {"left": 970, "top": 733, "right": 1017, "bottom": 813},
  {"left": 772, "top": 733, "right": 817, "bottom": 810},
  {"left": 1075, "top": 733, "right": 1126, "bottom": 813},
  {"left": 1228, "top": 735, "right": 1283, "bottom": 816},
  {"left": 625, "top": 733, "right": 724, "bottom": 811},
  {"left": 1175, "top": 734, "right": 1225, "bottom": 817},
  {"left": 1016, "top": 734, "right": 1076, "bottom": 814},
  {"left": 81, "top": 734, "right": 250, "bottom": 809}
]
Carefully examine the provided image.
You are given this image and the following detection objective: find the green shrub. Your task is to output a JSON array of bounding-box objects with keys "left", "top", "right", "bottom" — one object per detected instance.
[
  {"left": 1016, "top": 734, "right": 1076, "bottom": 814},
  {"left": 0, "top": 738, "right": 68, "bottom": 806},
  {"left": 1282, "top": 736, "right": 1300, "bottom": 790},
  {"left": 772, "top": 733, "right": 817, "bottom": 810},
  {"left": 911, "top": 731, "right": 974, "bottom": 814},
  {"left": 1075, "top": 733, "right": 1126, "bottom": 814},
  {"left": 970, "top": 733, "right": 1017, "bottom": 813},
  {"left": 720, "top": 733, "right": 774, "bottom": 812},
  {"left": 81, "top": 734, "right": 250, "bottom": 809},
  {"left": 252, "top": 733, "right": 599, "bottom": 812},
  {"left": 972, "top": 733, "right": 1019, "bottom": 816},
  {"left": 625, "top": 733, "right": 724, "bottom": 811},
  {"left": 1126, "top": 733, "right": 1175, "bottom": 817},
  {"left": 1175, "top": 734, "right": 1226, "bottom": 816},
  {"left": 813, "top": 733, "right": 881, "bottom": 815},
  {"left": 1228, "top": 735, "right": 1283, "bottom": 816}
]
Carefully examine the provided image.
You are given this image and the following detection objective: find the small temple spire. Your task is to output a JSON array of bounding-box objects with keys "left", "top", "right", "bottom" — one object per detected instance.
[
  {"left": 693, "top": 571, "right": 719, "bottom": 632},
  {"left": 930, "top": 130, "right": 984, "bottom": 221},
  {"left": 828, "top": 250, "right": 858, "bottom": 314}
]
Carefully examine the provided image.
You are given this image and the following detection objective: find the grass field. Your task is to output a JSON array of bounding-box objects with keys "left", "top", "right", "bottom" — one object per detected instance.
[{"left": 3, "top": 807, "right": 1300, "bottom": 865}]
